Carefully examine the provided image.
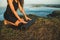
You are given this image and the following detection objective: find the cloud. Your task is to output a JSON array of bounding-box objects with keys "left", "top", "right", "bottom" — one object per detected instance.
[
  {"left": 0, "top": 0, "right": 7, "bottom": 7},
  {"left": 0, "top": 0, "right": 60, "bottom": 7},
  {"left": 25, "top": 0, "right": 60, "bottom": 4}
]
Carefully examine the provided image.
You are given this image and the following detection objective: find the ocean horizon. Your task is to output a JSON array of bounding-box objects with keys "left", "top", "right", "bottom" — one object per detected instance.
[{"left": 0, "top": 6, "right": 60, "bottom": 21}]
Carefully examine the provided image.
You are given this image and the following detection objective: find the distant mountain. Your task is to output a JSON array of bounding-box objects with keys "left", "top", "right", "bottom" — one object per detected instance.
[{"left": 30, "top": 4, "right": 60, "bottom": 8}]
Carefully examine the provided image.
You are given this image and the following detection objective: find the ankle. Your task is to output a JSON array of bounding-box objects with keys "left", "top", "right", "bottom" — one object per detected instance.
[{"left": 4, "top": 20, "right": 8, "bottom": 25}]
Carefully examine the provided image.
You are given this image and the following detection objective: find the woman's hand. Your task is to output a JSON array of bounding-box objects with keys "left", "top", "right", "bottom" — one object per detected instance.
[
  {"left": 18, "top": 18, "right": 27, "bottom": 24},
  {"left": 25, "top": 16, "right": 32, "bottom": 21}
]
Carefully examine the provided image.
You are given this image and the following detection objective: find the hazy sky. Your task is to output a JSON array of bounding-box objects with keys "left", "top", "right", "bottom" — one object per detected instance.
[{"left": 0, "top": 0, "right": 60, "bottom": 7}]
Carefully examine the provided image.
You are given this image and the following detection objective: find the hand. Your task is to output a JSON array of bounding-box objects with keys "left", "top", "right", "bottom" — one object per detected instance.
[
  {"left": 18, "top": 18, "right": 27, "bottom": 24},
  {"left": 25, "top": 16, "right": 32, "bottom": 21}
]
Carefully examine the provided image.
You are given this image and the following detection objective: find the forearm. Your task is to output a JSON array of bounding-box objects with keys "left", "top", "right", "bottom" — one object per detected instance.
[
  {"left": 18, "top": 1, "right": 27, "bottom": 17},
  {"left": 8, "top": 0, "right": 21, "bottom": 20},
  {"left": 19, "top": 8, "right": 27, "bottom": 17}
]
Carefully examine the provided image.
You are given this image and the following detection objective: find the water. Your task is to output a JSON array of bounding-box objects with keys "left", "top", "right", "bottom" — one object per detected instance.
[{"left": 0, "top": 6, "right": 60, "bottom": 21}]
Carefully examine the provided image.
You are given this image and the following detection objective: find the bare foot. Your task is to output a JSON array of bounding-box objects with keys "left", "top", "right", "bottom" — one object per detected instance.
[
  {"left": 4, "top": 17, "right": 28, "bottom": 26},
  {"left": 4, "top": 19, "right": 27, "bottom": 26},
  {"left": 4, "top": 20, "right": 9, "bottom": 25},
  {"left": 4, "top": 20, "right": 17, "bottom": 26}
]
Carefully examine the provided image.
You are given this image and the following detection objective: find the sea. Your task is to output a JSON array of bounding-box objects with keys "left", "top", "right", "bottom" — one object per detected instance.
[{"left": 0, "top": 6, "right": 60, "bottom": 21}]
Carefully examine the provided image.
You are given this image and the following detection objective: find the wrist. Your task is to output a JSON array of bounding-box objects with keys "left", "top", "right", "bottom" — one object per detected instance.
[{"left": 25, "top": 15, "right": 27, "bottom": 18}]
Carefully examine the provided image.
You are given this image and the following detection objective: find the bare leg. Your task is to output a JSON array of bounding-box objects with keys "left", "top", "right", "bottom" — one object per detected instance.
[
  {"left": 4, "top": 19, "right": 27, "bottom": 26},
  {"left": 4, "top": 20, "right": 18, "bottom": 26}
]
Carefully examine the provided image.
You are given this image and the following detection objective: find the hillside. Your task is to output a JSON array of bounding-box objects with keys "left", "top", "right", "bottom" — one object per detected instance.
[{"left": 0, "top": 14, "right": 60, "bottom": 40}]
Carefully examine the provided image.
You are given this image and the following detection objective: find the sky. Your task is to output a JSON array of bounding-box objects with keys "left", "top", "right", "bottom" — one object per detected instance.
[{"left": 0, "top": 0, "right": 60, "bottom": 7}]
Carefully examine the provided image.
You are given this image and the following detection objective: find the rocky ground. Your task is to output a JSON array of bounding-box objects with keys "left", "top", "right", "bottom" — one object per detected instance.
[{"left": 0, "top": 14, "right": 60, "bottom": 40}]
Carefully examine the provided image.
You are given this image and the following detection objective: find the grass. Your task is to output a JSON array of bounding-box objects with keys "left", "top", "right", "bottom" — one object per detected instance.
[{"left": 0, "top": 14, "right": 60, "bottom": 40}]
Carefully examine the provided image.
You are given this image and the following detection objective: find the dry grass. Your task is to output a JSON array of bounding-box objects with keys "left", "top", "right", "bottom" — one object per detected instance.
[{"left": 0, "top": 14, "right": 60, "bottom": 40}]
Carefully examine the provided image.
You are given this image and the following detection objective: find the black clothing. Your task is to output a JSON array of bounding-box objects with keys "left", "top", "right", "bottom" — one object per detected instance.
[{"left": 4, "top": 0, "right": 18, "bottom": 23}]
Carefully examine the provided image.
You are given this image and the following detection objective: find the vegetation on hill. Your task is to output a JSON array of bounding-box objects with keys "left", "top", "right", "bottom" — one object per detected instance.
[{"left": 0, "top": 14, "right": 60, "bottom": 40}]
